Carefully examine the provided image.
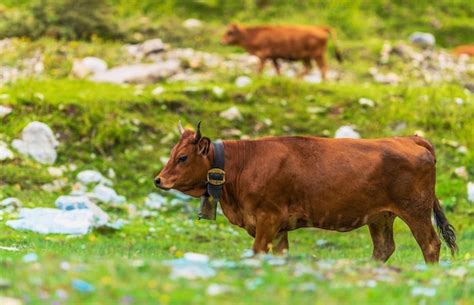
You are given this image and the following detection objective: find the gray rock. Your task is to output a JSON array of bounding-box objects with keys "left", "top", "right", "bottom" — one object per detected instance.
[
  {"left": 91, "top": 61, "right": 180, "bottom": 84},
  {"left": 11, "top": 121, "right": 59, "bottom": 164},
  {"left": 409, "top": 32, "right": 435, "bottom": 48}
]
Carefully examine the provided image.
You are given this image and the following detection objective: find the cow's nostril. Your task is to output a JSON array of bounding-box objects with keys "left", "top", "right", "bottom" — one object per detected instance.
[{"left": 154, "top": 177, "right": 161, "bottom": 187}]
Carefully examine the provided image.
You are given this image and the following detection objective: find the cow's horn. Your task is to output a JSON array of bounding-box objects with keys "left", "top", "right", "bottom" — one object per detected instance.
[
  {"left": 194, "top": 121, "right": 202, "bottom": 142},
  {"left": 178, "top": 120, "right": 185, "bottom": 135}
]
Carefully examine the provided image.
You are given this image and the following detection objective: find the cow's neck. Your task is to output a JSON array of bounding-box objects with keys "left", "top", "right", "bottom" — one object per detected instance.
[{"left": 214, "top": 140, "right": 246, "bottom": 227}]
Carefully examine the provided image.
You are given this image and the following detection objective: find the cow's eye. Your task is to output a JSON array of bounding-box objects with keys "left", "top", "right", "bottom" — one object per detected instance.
[{"left": 177, "top": 155, "right": 188, "bottom": 163}]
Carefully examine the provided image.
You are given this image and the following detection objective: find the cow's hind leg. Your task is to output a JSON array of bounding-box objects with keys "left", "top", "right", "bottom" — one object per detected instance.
[
  {"left": 399, "top": 208, "right": 440, "bottom": 263},
  {"left": 272, "top": 231, "right": 289, "bottom": 254},
  {"left": 315, "top": 55, "right": 328, "bottom": 81},
  {"left": 271, "top": 59, "right": 281, "bottom": 75},
  {"left": 368, "top": 212, "right": 396, "bottom": 262},
  {"left": 298, "top": 59, "right": 312, "bottom": 77},
  {"left": 257, "top": 57, "right": 267, "bottom": 74}
]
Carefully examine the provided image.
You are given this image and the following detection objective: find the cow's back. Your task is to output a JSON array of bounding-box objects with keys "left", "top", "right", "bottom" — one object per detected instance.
[{"left": 242, "top": 26, "right": 329, "bottom": 59}]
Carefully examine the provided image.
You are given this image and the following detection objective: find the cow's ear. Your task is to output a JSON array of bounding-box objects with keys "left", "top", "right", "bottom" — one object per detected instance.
[
  {"left": 197, "top": 137, "right": 211, "bottom": 155},
  {"left": 230, "top": 23, "right": 240, "bottom": 32}
]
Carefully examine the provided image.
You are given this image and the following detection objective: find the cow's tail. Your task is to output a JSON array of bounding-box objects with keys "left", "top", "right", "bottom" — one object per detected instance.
[
  {"left": 433, "top": 198, "right": 458, "bottom": 256},
  {"left": 323, "top": 27, "right": 343, "bottom": 63},
  {"left": 409, "top": 135, "right": 457, "bottom": 255}
]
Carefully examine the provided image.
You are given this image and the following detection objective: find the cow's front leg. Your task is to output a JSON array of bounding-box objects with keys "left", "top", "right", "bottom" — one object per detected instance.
[
  {"left": 252, "top": 214, "right": 280, "bottom": 253},
  {"left": 272, "top": 231, "right": 289, "bottom": 254}
]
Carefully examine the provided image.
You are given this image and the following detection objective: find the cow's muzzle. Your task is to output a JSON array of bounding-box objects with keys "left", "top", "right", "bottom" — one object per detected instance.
[{"left": 154, "top": 176, "right": 172, "bottom": 190}]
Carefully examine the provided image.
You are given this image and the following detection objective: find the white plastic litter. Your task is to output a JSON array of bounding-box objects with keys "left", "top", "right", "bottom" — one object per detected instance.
[
  {"left": 468, "top": 182, "right": 474, "bottom": 203},
  {"left": 7, "top": 208, "right": 103, "bottom": 235},
  {"left": 0, "top": 141, "right": 14, "bottom": 160},
  {"left": 235, "top": 76, "right": 252, "bottom": 87},
  {"left": 92, "top": 184, "right": 126, "bottom": 205},
  {"left": 220, "top": 106, "right": 242, "bottom": 121},
  {"left": 335, "top": 126, "right": 361, "bottom": 139},
  {"left": 11, "top": 121, "right": 59, "bottom": 164},
  {"left": 0, "top": 105, "right": 12, "bottom": 118}
]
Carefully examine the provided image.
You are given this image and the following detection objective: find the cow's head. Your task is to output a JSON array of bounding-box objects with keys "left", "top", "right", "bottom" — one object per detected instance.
[
  {"left": 154, "top": 121, "right": 211, "bottom": 197},
  {"left": 221, "top": 23, "right": 244, "bottom": 45}
]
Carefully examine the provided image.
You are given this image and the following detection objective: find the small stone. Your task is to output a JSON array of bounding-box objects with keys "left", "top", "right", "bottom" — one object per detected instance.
[
  {"left": 0, "top": 141, "right": 14, "bottom": 160},
  {"left": 235, "top": 76, "right": 252, "bottom": 87},
  {"left": 454, "top": 166, "right": 468, "bottom": 179},
  {"left": 409, "top": 32, "right": 435, "bottom": 48},
  {"left": 47, "top": 166, "right": 63, "bottom": 177},
  {"left": 454, "top": 97, "right": 463, "bottom": 105},
  {"left": 0, "top": 105, "right": 12, "bottom": 118},
  {"left": 11, "top": 121, "right": 59, "bottom": 164},
  {"left": 411, "top": 286, "right": 436, "bottom": 297},
  {"left": 22, "top": 252, "right": 38, "bottom": 263},
  {"left": 0, "top": 297, "right": 23, "bottom": 305},
  {"left": 335, "top": 126, "right": 360, "bottom": 139},
  {"left": 183, "top": 19, "right": 203, "bottom": 29},
  {"left": 212, "top": 86, "right": 224, "bottom": 97},
  {"left": 206, "top": 283, "right": 232, "bottom": 296},
  {"left": 151, "top": 86, "right": 164, "bottom": 95},
  {"left": 72, "top": 279, "right": 95, "bottom": 293},
  {"left": 220, "top": 106, "right": 242, "bottom": 121},
  {"left": 358, "top": 97, "right": 375, "bottom": 107},
  {"left": 468, "top": 182, "right": 474, "bottom": 203}
]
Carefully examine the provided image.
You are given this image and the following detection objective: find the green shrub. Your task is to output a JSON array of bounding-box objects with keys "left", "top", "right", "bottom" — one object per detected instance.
[{"left": 0, "top": 0, "right": 123, "bottom": 40}]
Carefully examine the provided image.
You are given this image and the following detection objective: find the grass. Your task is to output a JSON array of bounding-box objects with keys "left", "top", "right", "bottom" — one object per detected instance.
[{"left": 0, "top": 1, "right": 474, "bottom": 304}]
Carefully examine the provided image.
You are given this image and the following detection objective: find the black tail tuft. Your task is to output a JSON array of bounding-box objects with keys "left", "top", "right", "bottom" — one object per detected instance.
[
  {"left": 335, "top": 48, "right": 343, "bottom": 63},
  {"left": 433, "top": 199, "right": 458, "bottom": 256}
]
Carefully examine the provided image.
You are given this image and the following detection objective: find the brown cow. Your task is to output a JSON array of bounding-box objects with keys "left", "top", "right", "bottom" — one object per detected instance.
[
  {"left": 453, "top": 45, "right": 474, "bottom": 57},
  {"left": 155, "top": 123, "right": 457, "bottom": 263},
  {"left": 221, "top": 23, "right": 343, "bottom": 80}
]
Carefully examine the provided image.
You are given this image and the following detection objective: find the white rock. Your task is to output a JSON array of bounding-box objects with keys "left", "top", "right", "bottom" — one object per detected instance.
[
  {"left": 220, "top": 106, "right": 242, "bottom": 121},
  {"left": 335, "top": 126, "right": 360, "bottom": 139},
  {"left": 411, "top": 286, "right": 436, "bottom": 297},
  {"left": 0, "top": 105, "right": 12, "bottom": 118},
  {"left": 47, "top": 166, "right": 63, "bottom": 177},
  {"left": 184, "top": 252, "right": 209, "bottom": 263},
  {"left": 0, "top": 141, "right": 14, "bottom": 160},
  {"left": 72, "top": 57, "right": 107, "bottom": 78},
  {"left": 212, "top": 86, "right": 224, "bottom": 97},
  {"left": 235, "top": 76, "right": 252, "bottom": 87},
  {"left": 454, "top": 166, "right": 468, "bottom": 179},
  {"left": 409, "top": 32, "right": 435, "bottom": 48},
  {"left": 303, "top": 73, "right": 321, "bottom": 83},
  {"left": 152, "top": 86, "right": 164, "bottom": 95},
  {"left": 358, "top": 97, "right": 375, "bottom": 107},
  {"left": 11, "top": 121, "right": 59, "bottom": 164},
  {"left": 141, "top": 38, "right": 165, "bottom": 55},
  {"left": 0, "top": 197, "right": 22, "bottom": 208},
  {"left": 144, "top": 193, "right": 166, "bottom": 210},
  {"left": 0, "top": 296, "right": 23, "bottom": 305},
  {"left": 92, "top": 184, "right": 126, "bottom": 205},
  {"left": 77, "top": 170, "right": 103, "bottom": 184},
  {"left": 454, "top": 97, "right": 463, "bottom": 105},
  {"left": 207, "top": 284, "right": 232, "bottom": 296},
  {"left": 183, "top": 18, "right": 203, "bottom": 29},
  {"left": 7, "top": 208, "right": 106, "bottom": 235},
  {"left": 55, "top": 195, "right": 109, "bottom": 225},
  {"left": 91, "top": 61, "right": 180, "bottom": 84},
  {"left": 468, "top": 182, "right": 474, "bottom": 203}
]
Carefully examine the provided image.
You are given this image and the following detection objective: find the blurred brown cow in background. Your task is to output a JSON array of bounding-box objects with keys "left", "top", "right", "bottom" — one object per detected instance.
[
  {"left": 222, "top": 23, "right": 343, "bottom": 80},
  {"left": 453, "top": 45, "right": 474, "bottom": 57}
]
